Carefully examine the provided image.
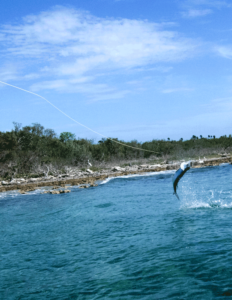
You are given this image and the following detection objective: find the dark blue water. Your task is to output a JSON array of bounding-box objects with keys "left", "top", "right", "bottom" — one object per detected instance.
[{"left": 1, "top": 165, "right": 232, "bottom": 299}]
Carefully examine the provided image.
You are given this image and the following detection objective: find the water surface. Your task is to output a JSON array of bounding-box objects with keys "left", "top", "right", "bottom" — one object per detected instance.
[{"left": 1, "top": 165, "right": 232, "bottom": 299}]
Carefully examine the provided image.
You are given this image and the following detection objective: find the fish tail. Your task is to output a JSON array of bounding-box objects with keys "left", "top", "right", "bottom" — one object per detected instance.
[{"left": 173, "top": 192, "right": 180, "bottom": 200}]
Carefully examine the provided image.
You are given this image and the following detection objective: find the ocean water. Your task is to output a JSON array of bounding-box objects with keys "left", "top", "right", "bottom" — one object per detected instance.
[{"left": 1, "top": 164, "right": 232, "bottom": 299}]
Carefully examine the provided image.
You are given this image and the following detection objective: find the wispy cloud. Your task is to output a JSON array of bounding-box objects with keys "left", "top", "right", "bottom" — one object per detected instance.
[
  {"left": 0, "top": 6, "right": 198, "bottom": 99},
  {"left": 162, "top": 87, "right": 194, "bottom": 93},
  {"left": 183, "top": 0, "right": 231, "bottom": 9},
  {"left": 209, "top": 97, "right": 232, "bottom": 111},
  {"left": 181, "top": 0, "right": 231, "bottom": 18},
  {"left": 0, "top": 64, "right": 19, "bottom": 81},
  {"left": 182, "top": 8, "right": 212, "bottom": 18},
  {"left": 215, "top": 46, "right": 232, "bottom": 59}
]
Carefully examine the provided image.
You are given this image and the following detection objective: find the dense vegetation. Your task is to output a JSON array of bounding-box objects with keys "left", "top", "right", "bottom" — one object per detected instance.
[{"left": 0, "top": 122, "right": 231, "bottom": 179}]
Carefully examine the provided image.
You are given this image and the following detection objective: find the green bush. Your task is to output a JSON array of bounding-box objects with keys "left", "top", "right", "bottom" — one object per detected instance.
[{"left": 0, "top": 123, "right": 231, "bottom": 177}]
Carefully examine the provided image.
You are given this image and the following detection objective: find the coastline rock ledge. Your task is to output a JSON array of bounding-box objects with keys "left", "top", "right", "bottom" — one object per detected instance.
[{"left": 0, "top": 156, "right": 231, "bottom": 194}]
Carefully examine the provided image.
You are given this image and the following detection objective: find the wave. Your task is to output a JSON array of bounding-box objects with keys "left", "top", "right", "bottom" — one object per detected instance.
[
  {"left": 181, "top": 189, "right": 232, "bottom": 209},
  {"left": 0, "top": 190, "right": 19, "bottom": 200},
  {"left": 181, "top": 200, "right": 232, "bottom": 209},
  {"left": 0, "top": 188, "right": 45, "bottom": 200}
]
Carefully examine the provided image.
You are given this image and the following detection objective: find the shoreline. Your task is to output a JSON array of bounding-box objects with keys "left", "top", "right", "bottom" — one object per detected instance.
[{"left": 0, "top": 156, "right": 231, "bottom": 194}]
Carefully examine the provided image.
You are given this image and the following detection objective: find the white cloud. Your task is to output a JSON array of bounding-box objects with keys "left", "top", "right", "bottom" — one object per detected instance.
[
  {"left": 181, "top": 0, "right": 231, "bottom": 18},
  {"left": 2, "top": 7, "right": 196, "bottom": 62},
  {"left": 162, "top": 87, "right": 194, "bottom": 93},
  {"left": 0, "top": 64, "right": 19, "bottom": 81},
  {"left": 183, "top": 0, "right": 231, "bottom": 9},
  {"left": 209, "top": 97, "right": 232, "bottom": 111},
  {"left": 30, "top": 79, "right": 112, "bottom": 94},
  {"left": 215, "top": 46, "right": 232, "bottom": 59},
  {"left": 182, "top": 8, "right": 212, "bottom": 18},
  {"left": 0, "top": 6, "right": 198, "bottom": 98}
]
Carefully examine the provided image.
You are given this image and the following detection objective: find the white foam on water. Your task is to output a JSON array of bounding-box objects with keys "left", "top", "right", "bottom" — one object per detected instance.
[
  {"left": 181, "top": 200, "right": 211, "bottom": 209},
  {"left": 28, "top": 188, "right": 45, "bottom": 195},
  {"left": 101, "top": 177, "right": 113, "bottom": 184},
  {"left": 181, "top": 199, "right": 232, "bottom": 209},
  {"left": 0, "top": 190, "right": 20, "bottom": 200},
  {"left": 0, "top": 188, "right": 47, "bottom": 200},
  {"left": 180, "top": 188, "right": 232, "bottom": 209},
  {"left": 100, "top": 170, "right": 175, "bottom": 185}
]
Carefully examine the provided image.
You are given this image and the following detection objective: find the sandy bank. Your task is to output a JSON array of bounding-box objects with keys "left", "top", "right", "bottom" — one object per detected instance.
[{"left": 0, "top": 156, "right": 231, "bottom": 194}]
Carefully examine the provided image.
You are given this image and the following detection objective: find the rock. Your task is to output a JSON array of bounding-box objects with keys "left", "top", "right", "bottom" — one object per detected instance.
[
  {"left": 42, "top": 176, "right": 55, "bottom": 181},
  {"left": 218, "top": 153, "right": 230, "bottom": 157},
  {"left": 49, "top": 190, "right": 60, "bottom": 194},
  {"left": 194, "top": 165, "right": 203, "bottom": 168},
  {"left": 60, "top": 189, "right": 71, "bottom": 193},
  {"left": 20, "top": 187, "right": 37, "bottom": 193},
  {"left": 89, "top": 183, "right": 98, "bottom": 187},
  {"left": 12, "top": 178, "right": 26, "bottom": 183},
  {"left": 149, "top": 164, "right": 161, "bottom": 168},
  {"left": 28, "top": 178, "right": 39, "bottom": 182},
  {"left": 79, "top": 185, "right": 89, "bottom": 189},
  {"left": 9, "top": 179, "right": 25, "bottom": 185},
  {"left": 138, "top": 165, "right": 149, "bottom": 169},
  {"left": 125, "top": 166, "right": 133, "bottom": 171},
  {"left": 42, "top": 191, "right": 50, "bottom": 194},
  {"left": 19, "top": 190, "right": 27, "bottom": 194},
  {"left": 112, "top": 166, "right": 124, "bottom": 172},
  {"left": 1, "top": 181, "right": 9, "bottom": 185},
  {"left": 48, "top": 189, "right": 70, "bottom": 194},
  {"left": 58, "top": 174, "right": 69, "bottom": 178},
  {"left": 165, "top": 165, "right": 173, "bottom": 170},
  {"left": 86, "top": 169, "right": 94, "bottom": 174},
  {"left": 18, "top": 178, "right": 26, "bottom": 182},
  {"left": 52, "top": 186, "right": 60, "bottom": 190},
  {"left": 75, "top": 172, "right": 83, "bottom": 176}
]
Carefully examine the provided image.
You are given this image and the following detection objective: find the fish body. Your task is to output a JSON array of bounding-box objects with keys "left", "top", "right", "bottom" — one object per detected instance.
[{"left": 173, "top": 161, "right": 192, "bottom": 199}]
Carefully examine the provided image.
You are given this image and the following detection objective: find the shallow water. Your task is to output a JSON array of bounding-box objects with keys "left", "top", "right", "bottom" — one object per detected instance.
[{"left": 1, "top": 165, "right": 232, "bottom": 299}]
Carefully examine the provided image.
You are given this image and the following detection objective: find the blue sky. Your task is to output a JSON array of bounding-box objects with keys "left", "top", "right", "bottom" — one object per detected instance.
[{"left": 1, "top": 0, "right": 232, "bottom": 142}]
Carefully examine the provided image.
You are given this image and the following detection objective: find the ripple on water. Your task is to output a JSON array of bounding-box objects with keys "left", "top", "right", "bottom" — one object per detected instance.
[{"left": 1, "top": 165, "right": 232, "bottom": 299}]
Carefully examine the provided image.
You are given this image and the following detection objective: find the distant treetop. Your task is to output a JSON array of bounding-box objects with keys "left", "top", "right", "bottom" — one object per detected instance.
[{"left": 59, "top": 132, "right": 76, "bottom": 143}]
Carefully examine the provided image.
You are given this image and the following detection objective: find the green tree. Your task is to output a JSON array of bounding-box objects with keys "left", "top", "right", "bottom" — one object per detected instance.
[
  {"left": 13, "top": 122, "right": 22, "bottom": 133},
  {"left": 191, "top": 135, "right": 198, "bottom": 140},
  {"left": 59, "top": 132, "right": 76, "bottom": 143}
]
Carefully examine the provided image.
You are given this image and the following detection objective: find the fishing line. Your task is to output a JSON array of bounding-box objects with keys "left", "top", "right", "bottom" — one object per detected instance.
[{"left": 0, "top": 80, "right": 159, "bottom": 154}]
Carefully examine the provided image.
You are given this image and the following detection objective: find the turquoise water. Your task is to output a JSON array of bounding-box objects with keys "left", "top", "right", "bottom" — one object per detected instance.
[{"left": 1, "top": 165, "right": 232, "bottom": 299}]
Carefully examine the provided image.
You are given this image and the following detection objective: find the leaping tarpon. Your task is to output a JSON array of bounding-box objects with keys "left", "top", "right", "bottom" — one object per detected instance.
[{"left": 173, "top": 161, "right": 192, "bottom": 199}]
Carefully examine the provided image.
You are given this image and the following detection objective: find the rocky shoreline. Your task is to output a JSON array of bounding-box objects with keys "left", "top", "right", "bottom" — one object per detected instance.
[{"left": 0, "top": 156, "right": 231, "bottom": 194}]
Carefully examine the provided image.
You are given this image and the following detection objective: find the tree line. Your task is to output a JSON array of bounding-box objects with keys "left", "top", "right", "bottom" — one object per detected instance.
[{"left": 0, "top": 122, "right": 231, "bottom": 179}]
